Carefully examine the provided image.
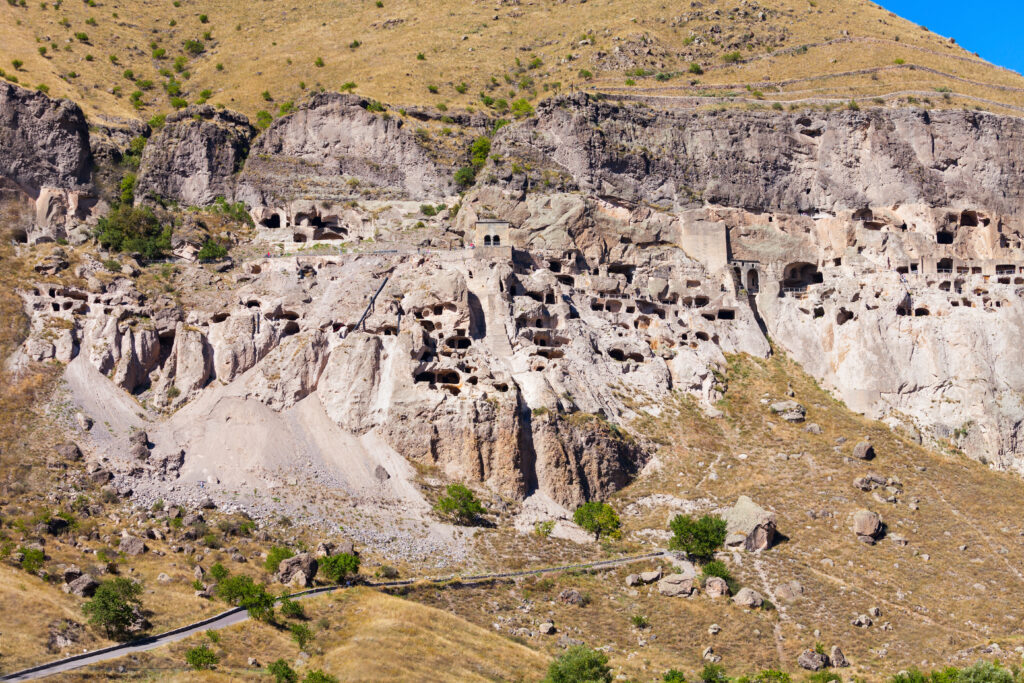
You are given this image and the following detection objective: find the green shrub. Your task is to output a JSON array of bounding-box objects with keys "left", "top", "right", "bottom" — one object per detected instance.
[
  {"left": 805, "top": 673, "right": 839, "bottom": 683},
  {"left": 750, "top": 670, "right": 792, "bottom": 683},
  {"left": 19, "top": 546, "right": 45, "bottom": 573},
  {"left": 689, "top": 62, "right": 703, "bottom": 74},
  {"left": 454, "top": 166, "right": 475, "bottom": 188},
  {"left": 183, "top": 39, "right": 204, "bottom": 55},
  {"left": 700, "top": 560, "right": 736, "bottom": 591},
  {"left": 470, "top": 135, "right": 491, "bottom": 169},
  {"left": 11, "top": 59, "right": 23, "bottom": 70},
  {"left": 198, "top": 13, "right": 208, "bottom": 22},
  {"left": 255, "top": 110, "right": 273, "bottom": 129},
  {"left": 216, "top": 575, "right": 275, "bottom": 621},
  {"left": 264, "top": 546, "right": 294, "bottom": 574},
  {"left": 340, "top": 81, "right": 357, "bottom": 92},
  {"left": 185, "top": 644, "right": 218, "bottom": 670},
  {"left": 209, "top": 562, "right": 229, "bottom": 582},
  {"left": 578, "top": 69, "right": 593, "bottom": 80},
  {"left": 304, "top": 672, "right": 339, "bottom": 683},
  {"left": 435, "top": 483, "right": 486, "bottom": 525},
  {"left": 82, "top": 577, "right": 143, "bottom": 639},
  {"left": 573, "top": 501, "right": 621, "bottom": 540},
  {"left": 508, "top": 98, "right": 532, "bottom": 118},
  {"left": 290, "top": 622, "right": 313, "bottom": 650},
  {"left": 630, "top": 614, "right": 649, "bottom": 628},
  {"left": 269, "top": 659, "right": 298, "bottom": 683},
  {"left": 197, "top": 240, "right": 227, "bottom": 260},
  {"left": 320, "top": 552, "right": 360, "bottom": 583},
  {"left": 280, "top": 597, "right": 305, "bottom": 619},
  {"left": 170, "top": 97, "right": 188, "bottom": 109},
  {"left": 416, "top": 52, "right": 425, "bottom": 60},
  {"left": 455, "top": 82, "right": 468, "bottom": 94},
  {"left": 668, "top": 514, "right": 727, "bottom": 560},
  {"left": 74, "top": 32, "right": 89, "bottom": 42},
  {"left": 420, "top": 204, "right": 438, "bottom": 217},
  {"left": 38, "top": 46, "right": 47, "bottom": 56},
  {"left": 543, "top": 645, "right": 612, "bottom": 683},
  {"left": 699, "top": 663, "right": 729, "bottom": 683},
  {"left": 95, "top": 205, "right": 171, "bottom": 259},
  {"left": 427, "top": 84, "right": 439, "bottom": 94},
  {"left": 664, "top": 671, "right": 687, "bottom": 683},
  {"left": 722, "top": 51, "right": 742, "bottom": 63},
  {"left": 535, "top": 520, "right": 555, "bottom": 537},
  {"left": 348, "top": 40, "right": 361, "bottom": 49}
]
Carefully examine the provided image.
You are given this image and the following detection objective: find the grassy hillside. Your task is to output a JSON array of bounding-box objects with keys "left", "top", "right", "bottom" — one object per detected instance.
[
  {"left": 64, "top": 587, "right": 549, "bottom": 681},
  {"left": 1, "top": 0, "right": 1022, "bottom": 123}
]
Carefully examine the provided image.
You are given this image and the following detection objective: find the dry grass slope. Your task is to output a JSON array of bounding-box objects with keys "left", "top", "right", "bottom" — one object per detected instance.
[{"left": 0, "top": 0, "right": 1021, "bottom": 122}]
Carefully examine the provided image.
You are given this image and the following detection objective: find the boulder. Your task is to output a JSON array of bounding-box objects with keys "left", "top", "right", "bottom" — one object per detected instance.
[
  {"left": 732, "top": 587, "right": 763, "bottom": 608},
  {"left": 558, "top": 588, "right": 585, "bottom": 605},
  {"left": 62, "top": 565, "right": 83, "bottom": 583},
  {"left": 65, "top": 574, "right": 99, "bottom": 597},
  {"left": 119, "top": 535, "right": 148, "bottom": 556},
  {"left": 852, "top": 441, "right": 875, "bottom": 460},
  {"left": 658, "top": 573, "right": 695, "bottom": 597},
  {"left": 769, "top": 400, "right": 806, "bottom": 422},
  {"left": 539, "top": 621, "right": 556, "bottom": 635},
  {"left": 56, "top": 442, "right": 83, "bottom": 461},
  {"left": 775, "top": 580, "right": 804, "bottom": 602},
  {"left": 276, "top": 553, "right": 318, "bottom": 587},
  {"left": 638, "top": 568, "right": 663, "bottom": 584},
  {"left": 852, "top": 614, "right": 873, "bottom": 628},
  {"left": 721, "top": 496, "right": 777, "bottom": 551},
  {"left": 797, "top": 650, "right": 829, "bottom": 671},
  {"left": 853, "top": 509, "right": 882, "bottom": 543},
  {"left": 625, "top": 573, "right": 641, "bottom": 587},
  {"left": 831, "top": 646, "right": 850, "bottom": 667},
  {"left": 704, "top": 576, "right": 729, "bottom": 598}
]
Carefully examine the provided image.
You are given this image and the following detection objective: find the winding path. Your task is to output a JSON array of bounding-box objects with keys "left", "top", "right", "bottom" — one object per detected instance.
[{"left": 0, "top": 551, "right": 666, "bottom": 681}]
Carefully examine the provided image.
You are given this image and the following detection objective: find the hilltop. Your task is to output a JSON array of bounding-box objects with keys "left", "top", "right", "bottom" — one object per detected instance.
[{"left": 0, "top": 0, "right": 1023, "bottom": 125}]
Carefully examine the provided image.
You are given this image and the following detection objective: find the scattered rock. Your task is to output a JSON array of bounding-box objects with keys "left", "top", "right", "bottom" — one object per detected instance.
[
  {"left": 770, "top": 400, "right": 806, "bottom": 422},
  {"left": 721, "top": 495, "right": 777, "bottom": 551},
  {"left": 853, "top": 509, "right": 882, "bottom": 543},
  {"left": 805, "top": 423, "right": 822, "bottom": 434},
  {"left": 852, "top": 614, "right": 873, "bottom": 628},
  {"left": 276, "top": 553, "right": 318, "bottom": 587},
  {"left": 119, "top": 535, "right": 148, "bottom": 556},
  {"left": 539, "top": 621, "right": 556, "bottom": 635},
  {"left": 831, "top": 646, "right": 850, "bottom": 667},
  {"left": 732, "top": 587, "right": 763, "bottom": 608},
  {"left": 704, "top": 576, "right": 729, "bottom": 598},
  {"left": 775, "top": 580, "right": 804, "bottom": 602},
  {"left": 708, "top": 623, "right": 721, "bottom": 635},
  {"left": 64, "top": 574, "right": 99, "bottom": 597},
  {"left": 853, "top": 441, "right": 876, "bottom": 460},
  {"left": 658, "top": 573, "right": 695, "bottom": 597},
  {"left": 798, "top": 650, "right": 830, "bottom": 671},
  {"left": 247, "top": 657, "right": 260, "bottom": 668},
  {"left": 638, "top": 568, "right": 663, "bottom": 583},
  {"left": 46, "top": 620, "right": 84, "bottom": 653},
  {"left": 56, "top": 442, "right": 83, "bottom": 461}
]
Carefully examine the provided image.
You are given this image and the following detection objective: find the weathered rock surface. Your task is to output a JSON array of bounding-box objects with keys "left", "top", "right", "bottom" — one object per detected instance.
[
  {"left": 721, "top": 496, "right": 777, "bottom": 552},
  {"left": 135, "top": 105, "right": 255, "bottom": 206},
  {"left": 732, "top": 587, "right": 764, "bottom": 608},
  {"left": 704, "top": 576, "right": 729, "bottom": 598},
  {"left": 798, "top": 650, "right": 830, "bottom": 671},
  {"left": 853, "top": 509, "right": 883, "bottom": 543},
  {"left": 657, "top": 573, "right": 696, "bottom": 597},
  {"left": 276, "top": 553, "right": 317, "bottom": 587}
]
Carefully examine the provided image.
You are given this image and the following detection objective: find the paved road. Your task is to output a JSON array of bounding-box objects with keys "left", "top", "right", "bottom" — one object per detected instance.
[{"left": 1, "top": 551, "right": 667, "bottom": 681}]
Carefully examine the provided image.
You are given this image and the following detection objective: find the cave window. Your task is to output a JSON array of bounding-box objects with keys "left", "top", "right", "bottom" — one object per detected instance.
[
  {"left": 960, "top": 210, "right": 979, "bottom": 227},
  {"left": 483, "top": 235, "right": 492, "bottom": 246},
  {"left": 936, "top": 231, "right": 954, "bottom": 245}
]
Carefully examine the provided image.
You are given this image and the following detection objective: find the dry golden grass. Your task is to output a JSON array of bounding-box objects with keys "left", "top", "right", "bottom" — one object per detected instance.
[
  {"left": 62, "top": 587, "right": 548, "bottom": 681},
  {"left": 0, "top": 0, "right": 1021, "bottom": 122}
]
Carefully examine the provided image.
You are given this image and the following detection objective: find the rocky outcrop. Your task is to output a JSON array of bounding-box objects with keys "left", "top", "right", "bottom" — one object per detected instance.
[
  {"left": 276, "top": 553, "right": 318, "bottom": 587},
  {"left": 136, "top": 105, "right": 255, "bottom": 206},
  {"left": 491, "top": 93, "right": 1024, "bottom": 219},
  {"left": 236, "top": 93, "right": 454, "bottom": 220},
  {"left": 0, "top": 82, "right": 95, "bottom": 243},
  {"left": 853, "top": 509, "right": 883, "bottom": 544}
]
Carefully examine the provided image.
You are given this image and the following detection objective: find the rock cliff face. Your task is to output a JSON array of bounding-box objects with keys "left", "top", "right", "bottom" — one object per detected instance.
[
  {"left": 0, "top": 82, "right": 95, "bottom": 243},
  {"left": 11, "top": 89, "right": 1024, "bottom": 509},
  {"left": 135, "top": 105, "right": 255, "bottom": 206},
  {"left": 236, "top": 93, "right": 455, "bottom": 214},
  {"left": 490, "top": 93, "right": 1024, "bottom": 219}
]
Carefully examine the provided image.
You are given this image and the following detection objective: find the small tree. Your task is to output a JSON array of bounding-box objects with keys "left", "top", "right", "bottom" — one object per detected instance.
[
  {"left": 668, "top": 514, "right": 727, "bottom": 561},
  {"left": 185, "top": 644, "right": 218, "bottom": 670},
  {"left": 215, "top": 575, "right": 275, "bottom": 622},
  {"left": 434, "top": 483, "right": 485, "bottom": 525},
  {"left": 269, "top": 659, "right": 299, "bottom": 683},
  {"left": 280, "top": 597, "right": 305, "bottom": 619},
  {"left": 197, "top": 240, "right": 227, "bottom": 260},
  {"left": 543, "top": 645, "right": 612, "bottom": 683},
  {"left": 82, "top": 577, "right": 143, "bottom": 639},
  {"left": 290, "top": 622, "right": 313, "bottom": 650},
  {"left": 320, "top": 552, "right": 360, "bottom": 583},
  {"left": 209, "top": 562, "right": 229, "bottom": 582},
  {"left": 664, "top": 670, "right": 687, "bottom": 683},
  {"left": 264, "top": 546, "right": 294, "bottom": 573},
  {"left": 19, "top": 546, "right": 45, "bottom": 573},
  {"left": 699, "top": 663, "right": 729, "bottom": 683},
  {"left": 573, "top": 502, "right": 621, "bottom": 541}
]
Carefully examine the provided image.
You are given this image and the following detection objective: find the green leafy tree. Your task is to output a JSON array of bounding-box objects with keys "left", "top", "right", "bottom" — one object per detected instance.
[
  {"left": 197, "top": 240, "right": 227, "bottom": 260},
  {"left": 209, "top": 562, "right": 229, "bottom": 582},
  {"left": 699, "top": 663, "right": 729, "bottom": 683},
  {"left": 434, "top": 483, "right": 486, "bottom": 525},
  {"left": 469, "top": 135, "right": 491, "bottom": 170},
  {"left": 664, "top": 670, "right": 687, "bottom": 683},
  {"left": 82, "top": 577, "right": 143, "bottom": 639},
  {"left": 19, "top": 546, "right": 45, "bottom": 573},
  {"left": 320, "top": 552, "right": 360, "bottom": 583},
  {"left": 264, "top": 546, "right": 294, "bottom": 573},
  {"left": 290, "top": 622, "right": 313, "bottom": 650},
  {"left": 668, "top": 514, "right": 727, "bottom": 561},
  {"left": 573, "top": 502, "right": 621, "bottom": 541},
  {"left": 454, "top": 166, "right": 476, "bottom": 188},
  {"left": 185, "top": 644, "right": 218, "bottom": 670},
  {"left": 269, "top": 658, "right": 299, "bottom": 683},
  {"left": 280, "top": 596, "right": 305, "bottom": 619},
  {"left": 543, "top": 645, "right": 612, "bottom": 683},
  {"left": 215, "top": 575, "right": 275, "bottom": 622},
  {"left": 94, "top": 205, "right": 172, "bottom": 259}
]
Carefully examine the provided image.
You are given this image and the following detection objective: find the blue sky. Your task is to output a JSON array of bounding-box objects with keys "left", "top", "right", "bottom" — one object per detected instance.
[{"left": 877, "top": 1, "right": 1024, "bottom": 74}]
